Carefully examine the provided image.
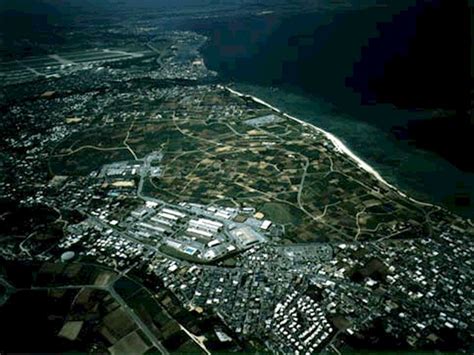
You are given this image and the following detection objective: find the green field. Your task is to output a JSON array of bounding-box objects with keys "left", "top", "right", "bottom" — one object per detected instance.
[{"left": 47, "top": 85, "right": 433, "bottom": 243}]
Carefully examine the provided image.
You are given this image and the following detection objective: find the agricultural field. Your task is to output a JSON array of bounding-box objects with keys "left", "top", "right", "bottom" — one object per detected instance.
[
  {"left": 0, "top": 262, "right": 206, "bottom": 353},
  {"left": 48, "top": 85, "right": 433, "bottom": 243}
]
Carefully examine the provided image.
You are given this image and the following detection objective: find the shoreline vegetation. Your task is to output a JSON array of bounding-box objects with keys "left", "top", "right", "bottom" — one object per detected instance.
[{"left": 220, "top": 85, "right": 460, "bottom": 220}]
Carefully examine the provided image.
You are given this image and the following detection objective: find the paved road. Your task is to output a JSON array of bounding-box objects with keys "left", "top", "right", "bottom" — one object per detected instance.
[
  {"left": 21, "top": 278, "right": 169, "bottom": 353},
  {"left": 108, "top": 286, "right": 169, "bottom": 354}
]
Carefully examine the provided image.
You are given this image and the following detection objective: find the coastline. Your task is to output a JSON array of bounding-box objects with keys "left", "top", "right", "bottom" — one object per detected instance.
[{"left": 221, "top": 84, "right": 442, "bottom": 212}]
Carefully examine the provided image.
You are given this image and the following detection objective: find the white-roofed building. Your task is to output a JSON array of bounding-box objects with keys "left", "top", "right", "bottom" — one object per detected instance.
[
  {"left": 162, "top": 208, "right": 186, "bottom": 219},
  {"left": 158, "top": 212, "right": 179, "bottom": 221},
  {"left": 260, "top": 220, "right": 272, "bottom": 230},
  {"left": 186, "top": 227, "right": 213, "bottom": 239}
]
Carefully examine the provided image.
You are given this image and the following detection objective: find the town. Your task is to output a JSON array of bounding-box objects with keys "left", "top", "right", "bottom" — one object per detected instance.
[{"left": 0, "top": 9, "right": 473, "bottom": 354}]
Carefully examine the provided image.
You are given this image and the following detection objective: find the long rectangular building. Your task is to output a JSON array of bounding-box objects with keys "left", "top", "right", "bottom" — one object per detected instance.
[
  {"left": 158, "top": 212, "right": 179, "bottom": 221},
  {"left": 186, "top": 227, "right": 213, "bottom": 239},
  {"left": 189, "top": 218, "right": 223, "bottom": 233},
  {"left": 162, "top": 208, "right": 186, "bottom": 219},
  {"left": 189, "top": 221, "right": 218, "bottom": 233},
  {"left": 150, "top": 216, "right": 173, "bottom": 227},
  {"left": 215, "top": 211, "right": 232, "bottom": 219},
  {"left": 199, "top": 218, "right": 223, "bottom": 228},
  {"left": 139, "top": 222, "right": 166, "bottom": 234}
]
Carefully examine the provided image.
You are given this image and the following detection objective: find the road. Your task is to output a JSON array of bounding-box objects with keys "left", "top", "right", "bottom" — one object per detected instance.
[
  {"left": 87, "top": 214, "right": 228, "bottom": 273},
  {"left": 108, "top": 285, "right": 169, "bottom": 354},
  {"left": 21, "top": 278, "right": 169, "bottom": 353},
  {"left": 19, "top": 232, "right": 37, "bottom": 257},
  {"left": 296, "top": 157, "right": 310, "bottom": 210},
  {"left": 123, "top": 121, "right": 140, "bottom": 160}
]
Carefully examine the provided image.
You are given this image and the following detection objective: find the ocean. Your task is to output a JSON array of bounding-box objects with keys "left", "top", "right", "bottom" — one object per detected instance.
[{"left": 186, "top": 5, "right": 474, "bottom": 218}]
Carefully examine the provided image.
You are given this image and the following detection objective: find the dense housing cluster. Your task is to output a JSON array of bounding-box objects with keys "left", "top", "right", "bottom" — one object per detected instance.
[{"left": 0, "top": 15, "right": 473, "bottom": 354}]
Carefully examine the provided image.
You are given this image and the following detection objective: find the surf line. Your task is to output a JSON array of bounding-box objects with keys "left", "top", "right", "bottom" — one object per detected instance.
[{"left": 221, "top": 84, "right": 441, "bottom": 211}]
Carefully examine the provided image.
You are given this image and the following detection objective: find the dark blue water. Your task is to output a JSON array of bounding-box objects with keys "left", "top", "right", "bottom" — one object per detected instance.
[{"left": 189, "top": 5, "right": 474, "bottom": 218}]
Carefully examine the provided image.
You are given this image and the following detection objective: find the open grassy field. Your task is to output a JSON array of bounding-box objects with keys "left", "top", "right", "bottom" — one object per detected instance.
[{"left": 48, "top": 85, "right": 433, "bottom": 243}]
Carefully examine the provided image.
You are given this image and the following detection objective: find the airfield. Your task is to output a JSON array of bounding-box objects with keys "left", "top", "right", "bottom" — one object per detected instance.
[{"left": 0, "top": 48, "right": 150, "bottom": 87}]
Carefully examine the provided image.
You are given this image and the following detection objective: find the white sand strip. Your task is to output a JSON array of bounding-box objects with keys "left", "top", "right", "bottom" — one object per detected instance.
[{"left": 221, "top": 85, "right": 439, "bottom": 210}]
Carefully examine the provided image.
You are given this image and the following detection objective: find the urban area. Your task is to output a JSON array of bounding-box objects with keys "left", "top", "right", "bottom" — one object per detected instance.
[{"left": 0, "top": 3, "right": 473, "bottom": 354}]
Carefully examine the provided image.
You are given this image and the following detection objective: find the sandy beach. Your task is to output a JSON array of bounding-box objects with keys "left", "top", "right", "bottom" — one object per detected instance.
[{"left": 221, "top": 85, "right": 440, "bottom": 211}]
